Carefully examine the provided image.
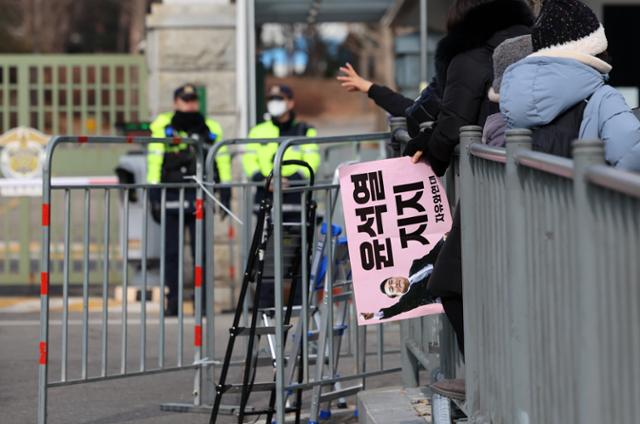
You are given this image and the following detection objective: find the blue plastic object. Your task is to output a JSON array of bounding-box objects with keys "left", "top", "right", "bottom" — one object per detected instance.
[
  {"left": 354, "top": 409, "right": 359, "bottom": 418},
  {"left": 320, "top": 223, "right": 342, "bottom": 237},
  {"left": 319, "top": 410, "right": 332, "bottom": 420},
  {"left": 337, "top": 236, "right": 348, "bottom": 245},
  {"left": 315, "top": 257, "right": 328, "bottom": 290}
]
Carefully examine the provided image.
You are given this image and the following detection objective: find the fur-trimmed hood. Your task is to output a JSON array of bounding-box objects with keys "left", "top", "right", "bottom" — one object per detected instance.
[{"left": 434, "top": 0, "right": 534, "bottom": 88}]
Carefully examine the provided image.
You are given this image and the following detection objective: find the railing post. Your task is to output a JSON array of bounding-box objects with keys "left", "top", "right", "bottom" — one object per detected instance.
[
  {"left": 505, "top": 129, "right": 533, "bottom": 423},
  {"left": 458, "top": 125, "right": 482, "bottom": 414},
  {"left": 400, "top": 319, "right": 420, "bottom": 387},
  {"left": 572, "top": 139, "right": 606, "bottom": 424}
]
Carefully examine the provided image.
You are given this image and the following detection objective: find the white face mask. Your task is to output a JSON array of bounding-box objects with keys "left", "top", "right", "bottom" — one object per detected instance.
[{"left": 267, "top": 99, "right": 288, "bottom": 118}]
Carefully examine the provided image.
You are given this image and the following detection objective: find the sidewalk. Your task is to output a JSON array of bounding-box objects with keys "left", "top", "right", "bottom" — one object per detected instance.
[{"left": 0, "top": 301, "right": 404, "bottom": 423}]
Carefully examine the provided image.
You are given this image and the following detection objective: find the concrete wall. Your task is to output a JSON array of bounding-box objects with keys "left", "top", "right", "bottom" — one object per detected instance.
[{"left": 145, "top": 0, "right": 238, "bottom": 138}]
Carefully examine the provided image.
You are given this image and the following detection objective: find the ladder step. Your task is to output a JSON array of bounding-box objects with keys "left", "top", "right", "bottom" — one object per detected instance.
[
  {"left": 319, "top": 385, "right": 363, "bottom": 403},
  {"left": 221, "top": 382, "right": 276, "bottom": 393},
  {"left": 307, "top": 324, "right": 348, "bottom": 341},
  {"left": 238, "top": 407, "right": 299, "bottom": 416},
  {"left": 332, "top": 281, "right": 352, "bottom": 289},
  {"left": 259, "top": 305, "right": 319, "bottom": 317},
  {"left": 230, "top": 356, "right": 276, "bottom": 367},
  {"left": 232, "top": 325, "right": 292, "bottom": 336},
  {"left": 331, "top": 292, "right": 352, "bottom": 303}
]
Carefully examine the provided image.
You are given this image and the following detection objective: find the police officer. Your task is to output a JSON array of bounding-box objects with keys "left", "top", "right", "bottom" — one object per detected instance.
[
  {"left": 243, "top": 84, "right": 320, "bottom": 212},
  {"left": 243, "top": 85, "right": 319, "bottom": 308},
  {"left": 147, "top": 83, "right": 231, "bottom": 316}
]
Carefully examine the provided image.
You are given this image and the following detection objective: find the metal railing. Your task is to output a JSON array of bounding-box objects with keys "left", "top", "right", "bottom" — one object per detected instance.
[
  {"left": 38, "top": 132, "right": 409, "bottom": 423},
  {"left": 457, "top": 126, "right": 640, "bottom": 423},
  {"left": 38, "top": 135, "right": 205, "bottom": 424}
]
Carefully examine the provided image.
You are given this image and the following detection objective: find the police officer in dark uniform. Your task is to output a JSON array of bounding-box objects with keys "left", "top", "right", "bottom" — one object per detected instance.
[{"left": 147, "top": 84, "right": 231, "bottom": 316}]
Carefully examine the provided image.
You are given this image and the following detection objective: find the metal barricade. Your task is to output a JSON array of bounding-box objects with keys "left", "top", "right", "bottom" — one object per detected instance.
[
  {"left": 389, "top": 117, "right": 461, "bottom": 390},
  {"left": 36, "top": 131, "right": 435, "bottom": 423},
  {"left": 37, "top": 135, "right": 206, "bottom": 424},
  {"left": 458, "top": 126, "right": 640, "bottom": 423},
  {"left": 270, "top": 133, "right": 406, "bottom": 424}
]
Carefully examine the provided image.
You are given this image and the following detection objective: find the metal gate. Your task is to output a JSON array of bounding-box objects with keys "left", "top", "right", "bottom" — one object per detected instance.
[
  {"left": 38, "top": 134, "right": 205, "bottom": 424},
  {"left": 0, "top": 54, "right": 148, "bottom": 135},
  {"left": 0, "top": 54, "right": 148, "bottom": 288}
]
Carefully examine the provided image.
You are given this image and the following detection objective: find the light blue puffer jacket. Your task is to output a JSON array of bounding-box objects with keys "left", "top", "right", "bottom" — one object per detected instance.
[{"left": 500, "top": 56, "right": 640, "bottom": 172}]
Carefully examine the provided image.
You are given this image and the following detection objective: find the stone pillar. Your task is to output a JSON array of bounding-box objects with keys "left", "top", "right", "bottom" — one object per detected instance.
[{"left": 146, "top": 0, "right": 237, "bottom": 138}]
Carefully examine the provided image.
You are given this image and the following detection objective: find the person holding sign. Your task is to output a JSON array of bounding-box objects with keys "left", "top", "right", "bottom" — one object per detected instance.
[{"left": 360, "top": 239, "right": 443, "bottom": 321}]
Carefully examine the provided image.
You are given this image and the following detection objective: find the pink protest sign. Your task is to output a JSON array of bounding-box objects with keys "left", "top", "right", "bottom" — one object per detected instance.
[{"left": 339, "top": 157, "right": 452, "bottom": 325}]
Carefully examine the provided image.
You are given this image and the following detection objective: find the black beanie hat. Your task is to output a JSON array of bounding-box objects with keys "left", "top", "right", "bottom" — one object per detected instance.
[{"left": 532, "top": 0, "right": 607, "bottom": 56}]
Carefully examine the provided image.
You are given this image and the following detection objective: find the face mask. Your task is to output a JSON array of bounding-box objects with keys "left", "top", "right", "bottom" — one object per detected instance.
[
  {"left": 171, "top": 111, "right": 205, "bottom": 131},
  {"left": 267, "top": 100, "right": 288, "bottom": 118}
]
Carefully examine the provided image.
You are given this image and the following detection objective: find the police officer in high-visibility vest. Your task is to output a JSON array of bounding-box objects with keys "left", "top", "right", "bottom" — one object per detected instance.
[
  {"left": 243, "top": 84, "right": 320, "bottom": 216},
  {"left": 147, "top": 83, "right": 231, "bottom": 316},
  {"left": 243, "top": 85, "right": 319, "bottom": 307}
]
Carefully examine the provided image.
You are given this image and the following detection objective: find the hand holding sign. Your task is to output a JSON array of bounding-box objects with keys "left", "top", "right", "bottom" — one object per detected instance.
[{"left": 339, "top": 157, "right": 452, "bottom": 325}]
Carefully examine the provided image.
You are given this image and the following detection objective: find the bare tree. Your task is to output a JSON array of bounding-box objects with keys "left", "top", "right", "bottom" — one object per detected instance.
[{"left": 29, "top": 0, "right": 75, "bottom": 52}]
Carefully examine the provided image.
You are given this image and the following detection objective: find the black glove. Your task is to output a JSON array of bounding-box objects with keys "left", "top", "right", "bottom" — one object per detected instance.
[
  {"left": 403, "top": 127, "right": 432, "bottom": 157},
  {"left": 403, "top": 128, "right": 449, "bottom": 177}
]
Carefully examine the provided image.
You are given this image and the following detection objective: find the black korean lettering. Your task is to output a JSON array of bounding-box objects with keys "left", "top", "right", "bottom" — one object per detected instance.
[
  {"left": 399, "top": 225, "right": 430, "bottom": 248},
  {"left": 355, "top": 205, "right": 388, "bottom": 237},
  {"left": 359, "top": 239, "right": 394, "bottom": 271},
  {"left": 351, "top": 173, "right": 370, "bottom": 204},
  {"left": 368, "top": 171, "right": 385, "bottom": 201},
  {"left": 360, "top": 242, "right": 374, "bottom": 270},
  {"left": 351, "top": 171, "right": 386, "bottom": 204},
  {"left": 393, "top": 182, "right": 426, "bottom": 216}
]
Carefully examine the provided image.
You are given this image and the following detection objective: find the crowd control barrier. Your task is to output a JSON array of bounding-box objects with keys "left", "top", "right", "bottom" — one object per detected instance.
[
  {"left": 37, "top": 135, "right": 206, "bottom": 424},
  {"left": 37, "top": 131, "right": 454, "bottom": 424},
  {"left": 455, "top": 126, "right": 640, "bottom": 423}
]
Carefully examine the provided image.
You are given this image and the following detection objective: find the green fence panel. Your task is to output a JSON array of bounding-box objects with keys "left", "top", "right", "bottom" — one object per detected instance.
[
  {"left": 0, "top": 54, "right": 148, "bottom": 288},
  {"left": 0, "top": 54, "right": 148, "bottom": 135}
]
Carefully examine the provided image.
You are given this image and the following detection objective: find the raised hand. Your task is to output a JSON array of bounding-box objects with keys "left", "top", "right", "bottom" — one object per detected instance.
[{"left": 337, "top": 63, "right": 373, "bottom": 93}]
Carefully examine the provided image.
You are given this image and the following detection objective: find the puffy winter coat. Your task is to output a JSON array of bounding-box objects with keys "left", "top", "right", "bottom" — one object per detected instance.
[
  {"left": 500, "top": 56, "right": 640, "bottom": 172},
  {"left": 424, "top": 0, "right": 533, "bottom": 170}
]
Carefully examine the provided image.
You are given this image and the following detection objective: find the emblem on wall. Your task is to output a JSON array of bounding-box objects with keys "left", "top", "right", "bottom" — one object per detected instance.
[{"left": 0, "top": 127, "right": 49, "bottom": 179}]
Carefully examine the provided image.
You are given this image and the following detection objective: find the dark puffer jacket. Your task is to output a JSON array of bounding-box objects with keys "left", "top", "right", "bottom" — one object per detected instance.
[
  {"left": 424, "top": 0, "right": 533, "bottom": 356},
  {"left": 425, "top": 0, "right": 533, "bottom": 171}
]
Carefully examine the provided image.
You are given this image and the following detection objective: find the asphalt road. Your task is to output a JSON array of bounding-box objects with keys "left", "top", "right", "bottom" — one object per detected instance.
[{"left": 0, "top": 307, "right": 402, "bottom": 424}]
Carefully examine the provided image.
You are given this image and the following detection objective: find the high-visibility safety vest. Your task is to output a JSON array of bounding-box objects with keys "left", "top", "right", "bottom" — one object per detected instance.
[
  {"left": 243, "top": 120, "right": 319, "bottom": 178},
  {"left": 146, "top": 111, "right": 232, "bottom": 184}
]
